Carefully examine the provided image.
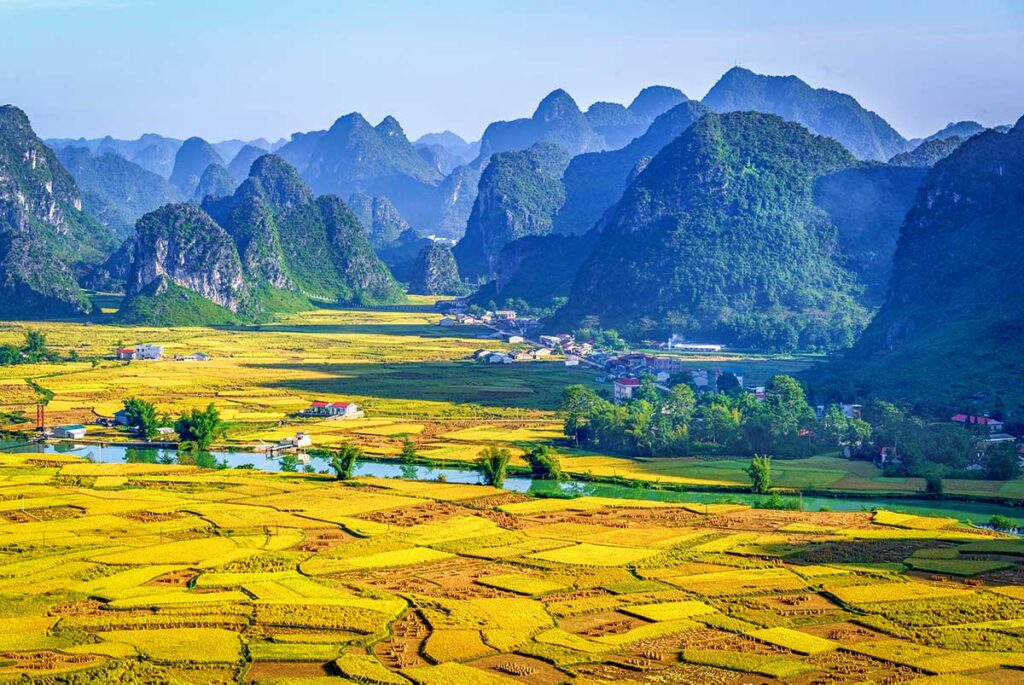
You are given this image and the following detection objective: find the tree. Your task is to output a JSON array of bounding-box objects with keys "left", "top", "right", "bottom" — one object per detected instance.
[
  {"left": 664, "top": 384, "right": 696, "bottom": 425},
  {"left": 399, "top": 437, "right": 419, "bottom": 464},
  {"left": 23, "top": 330, "right": 49, "bottom": 359},
  {"left": 560, "top": 385, "right": 602, "bottom": 445},
  {"left": 525, "top": 445, "right": 563, "bottom": 480},
  {"left": 174, "top": 403, "right": 226, "bottom": 450},
  {"left": 477, "top": 446, "right": 511, "bottom": 487},
  {"left": 0, "top": 344, "right": 21, "bottom": 366},
  {"left": 716, "top": 372, "right": 741, "bottom": 395},
  {"left": 989, "top": 514, "right": 1017, "bottom": 531},
  {"left": 924, "top": 466, "right": 944, "bottom": 496},
  {"left": 123, "top": 397, "right": 160, "bottom": 440},
  {"left": 746, "top": 455, "right": 772, "bottom": 494},
  {"left": 985, "top": 443, "right": 1021, "bottom": 480},
  {"left": 326, "top": 443, "right": 361, "bottom": 480}
]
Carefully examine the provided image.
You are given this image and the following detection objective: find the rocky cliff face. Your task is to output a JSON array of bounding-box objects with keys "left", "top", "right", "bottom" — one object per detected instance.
[
  {"left": 0, "top": 105, "right": 116, "bottom": 318},
  {"left": 126, "top": 203, "right": 248, "bottom": 311},
  {"left": 408, "top": 243, "right": 465, "bottom": 295},
  {"left": 453, "top": 142, "right": 571, "bottom": 281}
]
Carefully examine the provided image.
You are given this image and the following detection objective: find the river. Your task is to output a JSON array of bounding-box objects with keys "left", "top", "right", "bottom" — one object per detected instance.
[{"left": 1, "top": 440, "right": 1019, "bottom": 525}]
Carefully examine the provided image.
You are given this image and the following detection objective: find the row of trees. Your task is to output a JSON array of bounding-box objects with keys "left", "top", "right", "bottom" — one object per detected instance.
[
  {"left": 561, "top": 375, "right": 822, "bottom": 459},
  {"left": 560, "top": 375, "right": 1018, "bottom": 483},
  {"left": 121, "top": 397, "right": 226, "bottom": 450}
]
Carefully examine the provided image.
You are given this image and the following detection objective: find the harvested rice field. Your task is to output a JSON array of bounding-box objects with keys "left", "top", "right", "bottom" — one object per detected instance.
[{"left": 0, "top": 453, "right": 1023, "bottom": 682}]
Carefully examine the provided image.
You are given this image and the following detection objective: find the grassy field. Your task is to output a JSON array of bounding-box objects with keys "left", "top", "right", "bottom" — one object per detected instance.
[
  {"left": 3, "top": 301, "right": 1024, "bottom": 503},
  {"left": 0, "top": 454, "right": 1021, "bottom": 682}
]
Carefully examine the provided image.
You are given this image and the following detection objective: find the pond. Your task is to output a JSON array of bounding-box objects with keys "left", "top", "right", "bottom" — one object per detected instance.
[{"left": 1, "top": 439, "right": 1021, "bottom": 525}]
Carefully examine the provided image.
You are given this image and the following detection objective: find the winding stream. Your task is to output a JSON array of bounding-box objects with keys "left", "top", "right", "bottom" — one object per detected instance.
[{"left": 2, "top": 439, "right": 1020, "bottom": 525}]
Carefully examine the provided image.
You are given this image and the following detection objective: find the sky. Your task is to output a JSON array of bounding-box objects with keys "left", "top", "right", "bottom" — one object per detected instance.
[{"left": 2, "top": 0, "right": 1022, "bottom": 143}]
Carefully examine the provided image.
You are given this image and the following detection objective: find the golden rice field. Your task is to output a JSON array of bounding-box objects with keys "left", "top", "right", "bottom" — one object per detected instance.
[
  {"left": 0, "top": 453, "right": 1023, "bottom": 682},
  {"left": 4, "top": 301, "right": 1024, "bottom": 502}
]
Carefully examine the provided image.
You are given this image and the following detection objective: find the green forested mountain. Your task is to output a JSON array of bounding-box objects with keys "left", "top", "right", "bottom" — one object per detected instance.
[
  {"left": 408, "top": 243, "right": 467, "bottom": 296},
  {"left": 471, "top": 231, "right": 594, "bottom": 311},
  {"left": 56, "top": 146, "right": 182, "bottom": 239},
  {"left": 816, "top": 117, "right": 1024, "bottom": 411},
  {"left": 888, "top": 136, "right": 964, "bottom": 168},
  {"left": 472, "top": 90, "right": 604, "bottom": 166},
  {"left": 453, "top": 142, "right": 571, "bottom": 281},
  {"left": 560, "top": 111, "right": 867, "bottom": 350},
  {"left": 169, "top": 137, "right": 224, "bottom": 196},
  {"left": 555, "top": 100, "right": 710, "bottom": 235},
  {"left": 0, "top": 105, "right": 117, "bottom": 318},
  {"left": 204, "top": 154, "right": 402, "bottom": 305},
  {"left": 813, "top": 165, "right": 927, "bottom": 306},
  {"left": 124, "top": 203, "right": 249, "bottom": 315},
  {"left": 703, "top": 67, "right": 907, "bottom": 161},
  {"left": 193, "top": 164, "right": 235, "bottom": 203}
]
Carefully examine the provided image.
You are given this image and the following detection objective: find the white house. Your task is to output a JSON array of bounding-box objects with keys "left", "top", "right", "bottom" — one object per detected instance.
[
  {"left": 564, "top": 355, "right": 580, "bottom": 367},
  {"left": 53, "top": 424, "right": 87, "bottom": 440},
  {"left": 306, "top": 401, "right": 363, "bottom": 419},
  {"left": 115, "top": 348, "right": 135, "bottom": 361},
  {"left": 667, "top": 335, "right": 724, "bottom": 352},
  {"left": 506, "top": 335, "right": 524, "bottom": 344},
  {"left": 280, "top": 432, "right": 313, "bottom": 448},
  {"left": 135, "top": 344, "right": 164, "bottom": 360},
  {"left": 438, "top": 317, "right": 457, "bottom": 327},
  {"left": 614, "top": 377, "right": 641, "bottom": 404},
  {"left": 494, "top": 310, "right": 517, "bottom": 321}
]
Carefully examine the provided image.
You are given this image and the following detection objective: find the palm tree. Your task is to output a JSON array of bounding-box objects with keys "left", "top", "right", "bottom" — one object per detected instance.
[
  {"left": 477, "top": 447, "right": 511, "bottom": 488},
  {"left": 328, "top": 443, "right": 362, "bottom": 480}
]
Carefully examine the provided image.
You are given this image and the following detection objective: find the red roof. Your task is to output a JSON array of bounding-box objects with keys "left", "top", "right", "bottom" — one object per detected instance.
[
  {"left": 952, "top": 414, "right": 1000, "bottom": 425},
  {"left": 117, "top": 349, "right": 134, "bottom": 354},
  {"left": 310, "top": 401, "right": 329, "bottom": 408},
  {"left": 615, "top": 378, "right": 642, "bottom": 386},
  {"left": 331, "top": 402, "right": 352, "bottom": 408}
]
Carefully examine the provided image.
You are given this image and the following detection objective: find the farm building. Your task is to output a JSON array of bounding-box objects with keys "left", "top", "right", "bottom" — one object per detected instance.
[
  {"left": 952, "top": 414, "right": 1004, "bottom": 433},
  {"left": 280, "top": 432, "right": 313, "bottom": 448},
  {"left": 53, "top": 425, "right": 87, "bottom": 439},
  {"left": 437, "top": 317, "right": 456, "bottom": 327},
  {"left": 306, "top": 401, "right": 363, "bottom": 419},
  {"left": 506, "top": 335, "right": 524, "bottom": 344},
  {"left": 115, "top": 348, "right": 135, "bottom": 360},
  {"left": 494, "top": 310, "right": 517, "bottom": 320},
  {"left": 134, "top": 344, "right": 164, "bottom": 360},
  {"left": 613, "top": 377, "right": 641, "bottom": 404}
]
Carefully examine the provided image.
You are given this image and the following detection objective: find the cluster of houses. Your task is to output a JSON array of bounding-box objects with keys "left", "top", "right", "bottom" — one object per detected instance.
[
  {"left": 472, "top": 347, "right": 553, "bottom": 364},
  {"left": 114, "top": 345, "right": 210, "bottom": 362},
  {"left": 600, "top": 353, "right": 758, "bottom": 404},
  {"left": 301, "top": 400, "right": 364, "bottom": 420}
]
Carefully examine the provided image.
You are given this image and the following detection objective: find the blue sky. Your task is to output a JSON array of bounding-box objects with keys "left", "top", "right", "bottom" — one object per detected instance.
[{"left": 2, "top": 0, "right": 1022, "bottom": 142}]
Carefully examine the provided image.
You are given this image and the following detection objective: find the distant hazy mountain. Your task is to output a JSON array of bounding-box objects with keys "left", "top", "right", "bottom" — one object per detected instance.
[
  {"left": 56, "top": 146, "right": 182, "bottom": 238},
  {"left": 423, "top": 164, "right": 481, "bottom": 240},
  {"left": 472, "top": 89, "right": 605, "bottom": 166},
  {"left": 416, "top": 143, "right": 461, "bottom": 176},
  {"left": 414, "top": 130, "right": 469, "bottom": 151},
  {"left": 819, "top": 117, "right": 1024, "bottom": 409},
  {"left": 561, "top": 111, "right": 866, "bottom": 350},
  {"left": 228, "top": 144, "right": 268, "bottom": 184},
  {"left": 888, "top": 136, "right": 964, "bottom": 168},
  {"left": 274, "top": 129, "right": 326, "bottom": 172},
  {"left": 348, "top": 192, "right": 411, "bottom": 247},
  {"left": 453, "top": 142, "right": 571, "bottom": 281},
  {"left": 922, "top": 120, "right": 986, "bottom": 143},
  {"left": 47, "top": 133, "right": 183, "bottom": 178},
  {"left": 556, "top": 99, "right": 710, "bottom": 235},
  {"left": 584, "top": 86, "right": 688, "bottom": 149},
  {"left": 193, "top": 163, "right": 235, "bottom": 203},
  {"left": 303, "top": 113, "right": 443, "bottom": 227},
  {"left": 703, "top": 67, "right": 907, "bottom": 161},
  {"left": 1, "top": 106, "right": 118, "bottom": 317},
  {"left": 169, "top": 137, "right": 224, "bottom": 196}
]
